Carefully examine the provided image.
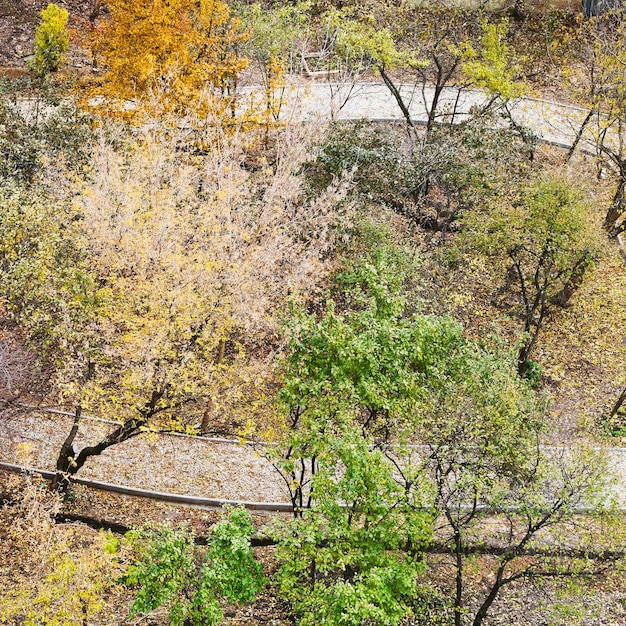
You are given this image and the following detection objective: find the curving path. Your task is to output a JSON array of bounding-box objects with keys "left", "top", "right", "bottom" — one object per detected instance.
[
  {"left": 15, "top": 81, "right": 600, "bottom": 153},
  {"left": 237, "top": 81, "right": 600, "bottom": 152}
]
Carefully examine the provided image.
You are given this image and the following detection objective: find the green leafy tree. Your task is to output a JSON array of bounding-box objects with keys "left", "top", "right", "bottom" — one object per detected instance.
[
  {"left": 126, "top": 508, "right": 264, "bottom": 626},
  {"left": 268, "top": 249, "right": 438, "bottom": 623},
  {"left": 272, "top": 249, "right": 614, "bottom": 626},
  {"left": 30, "top": 3, "right": 70, "bottom": 77},
  {"left": 465, "top": 175, "right": 597, "bottom": 377},
  {"left": 271, "top": 428, "right": 432, "bottom": 626}
]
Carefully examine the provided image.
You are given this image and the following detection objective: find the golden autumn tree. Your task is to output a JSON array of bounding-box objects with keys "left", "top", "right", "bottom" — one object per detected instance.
[
  {"left": 0, "top": 121, "right": 351, "bottom": 491},
  {"left": 87, "top": 0, "right": 248, "bottom": 119}
]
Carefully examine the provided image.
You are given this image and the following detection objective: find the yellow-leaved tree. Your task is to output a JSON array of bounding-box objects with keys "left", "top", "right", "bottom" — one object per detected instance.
[
  {"left": 0, "top": 121, "right": 351, "bottom": 491},
  {"left": 86, "top": 0, "right": 248, "bottom": 120}
]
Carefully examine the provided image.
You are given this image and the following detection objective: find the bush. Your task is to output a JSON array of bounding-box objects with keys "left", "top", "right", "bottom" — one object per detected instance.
[
  {"left": 305, "top": 121, "right": 403, "bottom": 200},
  {"left": 30, "top": 3, "right": 70, "bottom": 77},
  {"left": 126, "top": 508, "right": 264, "bottom": 626},
  {"left": 0, "top": 92, "right": 94, "bottom": 183}
]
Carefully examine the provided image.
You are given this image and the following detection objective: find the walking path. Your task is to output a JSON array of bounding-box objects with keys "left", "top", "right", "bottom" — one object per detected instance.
[
  {"left": 240, "top": 82, "right": 598, "bottom": 152},
  {"left": 16, "top": 81, "right": 599, "bottom": 153},
  {"left": 3, "top": 405, "right": 626, "bottom": 510}
]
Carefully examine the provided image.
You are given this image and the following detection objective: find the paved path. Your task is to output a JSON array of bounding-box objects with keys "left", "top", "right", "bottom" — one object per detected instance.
[
  {"left": 16, "top": 81, "right": 598, "bottom": 152},
  {"left": 238, "top": 82, "right": 598, "bottom": 152},
  {"left": 3, "top": 407, "right": 626, "bottom": 508}
]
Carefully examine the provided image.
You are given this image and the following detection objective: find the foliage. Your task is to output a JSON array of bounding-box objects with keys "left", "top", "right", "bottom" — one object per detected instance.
[
  {"left": 434, "top": 441, "right": 615, "bottom": 626},
  {"left": 237, "top": 1, "right": 316, "bottom": 125},
  {"left": 464, "top": 175, "right": 598, "bottom": 375},
  {"left": 325, "top": 6, "right": 407, "bottom": 71},
  {"left": 0, "top": 185, "right": 95, "bottom": 356},
  {"left": 0, "top": 469, "right": 123, "bottom": 626},
  {"left": 563, "top": 9, "right": 626, "bottom": 232},
  {"left": 324, "top": 4, "right": 477, "bottom": 140},
  {"left": 0, "top": 90, "right": 94, "bottom": 184},
  {"left": 271, "top": 427, "right": 432, "bottom": 626},
  {"left": 0, "top": 534, "right": 121, "bottom": 626},
  {"left": 271, "top": 245, "right": 617, "bottom": 626},
  {"left": 461, "top": 19, "right": 526, "bottom": 104},
  {"left": 400, "top": 117, "right": 534, "bottom": 230},
  {"left": 126, "top": 508, "right": 264, "bottom": 625},
  {"left": 85, "top": 0, "right": 248, "bottom": 120},
  {"left": 30, "top": 3, "right": 69, "bottom": 77},
  {"left": 0, "top": 123, "right": 350, "bottom": 485},
  {"left": 238, "top": 2, "right": 311, "bottom": 72},
  {"left": 304, "top": 120, "right": 402, "bottom": 201},
  {"left": 278, "top": 248, "right": 435, "bottom": 446},
  {"left": 269, "top": 251, "right": 440, "bottom": 622},
  {"left": 65, "top": 125, "right": 345, "bottom": 422},
  {"left": 307, "top": 116, "right": 533, "bottom": 231}
]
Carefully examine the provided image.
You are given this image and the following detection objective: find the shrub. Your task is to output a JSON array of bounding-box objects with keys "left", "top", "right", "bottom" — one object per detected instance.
[
  {"left": 30, "top": 3, "right": 70, "bottom": 77},
  {"left": 126, "top": 508, "right": 264, "bottom": 626}
]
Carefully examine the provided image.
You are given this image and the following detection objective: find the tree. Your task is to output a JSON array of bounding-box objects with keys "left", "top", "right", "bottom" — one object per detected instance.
[
  {"left": 560, "top": 8, "right": 626, "bottom": 431},
  {"left": 126, "top": 508, "right": 264, "bottom": 625},
  {"left": 268, "top": 249, "right": 441, "bottom": 622},
  {"left": 465, "top": 175, "right": 597, "bottom": 377},
  {"left": 0, "top": 123, "right": 350, "bottom": 491},
  {"left": 406, "top": 345, "right": 612, "bottom": 626},
  {"left": 237, "top": 2, "right": 311, "bottom": 125},
  {"left": 270, "top": 249, "right": 614, "bottom": 626},
  {"left": 271, "top": 428, "right": 432, "bottom": 626},
  {"left": 85, "top": 0, "right": 248, "bottom": 120},
  {"left": 564, "top": 9, "right": 626, "bottom": 235},
  {"left": 30, "top": 3, "right": 70, "bottom": 77},
  {"left": 327, "top": 7, "right": 526, "bottom": 145},
  {"left": 319, "top": 8, "right": 533, "bottom": 235}
]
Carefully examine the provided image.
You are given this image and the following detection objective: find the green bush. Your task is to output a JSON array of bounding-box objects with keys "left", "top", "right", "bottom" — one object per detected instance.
[
  {"left": 305, "top": 121, "right": 402, "bottom": 200},
  {"left": 126, "top": 508, "right": 264, "bottom": 626},
  {"left": 0, "top": 93, "right": 93, "bottom": 183},
  {"left": 30, "top": 3, "right": 70, "bottom": 77}
]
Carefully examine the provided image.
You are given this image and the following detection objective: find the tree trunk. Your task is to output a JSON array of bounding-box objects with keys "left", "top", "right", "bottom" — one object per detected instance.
[
  {"left": 51, "top": 406, "right": 82, "bottom": 493},
  {"left": 566, "top": 108, "right": 595, "bottom": 163},
  {"left": 604, "top": 174, "right": 626, "bottom": 235},
  {"left": 453, "top": 527, "right": 463, "bottom": 626},
  {"left": 472, "top": 565, "right": 505, "bottom": 626},
  {"left": 609, "top": 386, "right": 626, "bottom": 420},
  {"left": 377, "top": 65, "right": 418, "bottom": 139},
  {"left": 200, "top": 398, "right": 214, "bottom": 434},
  {"left": 89, "top": 0, "right": 103, "bottom": 22},
  {"left": 551, "top": 250, "right": 591, "bottom": 308},
  {"left": 51, "top": 390, "right": 164, "bottom": 494},
  {"left": 424, "top": 57, "right": 459, "bottom": 142}
]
